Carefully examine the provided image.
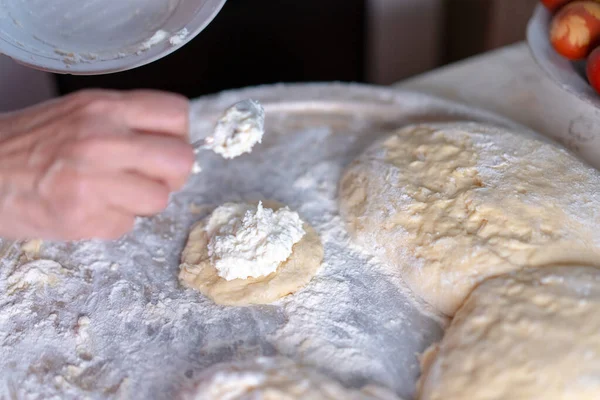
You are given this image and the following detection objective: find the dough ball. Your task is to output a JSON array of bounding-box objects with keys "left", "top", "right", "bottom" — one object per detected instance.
[
  {"left": 184, "top": 357, "right": 402, "bottom": 400},
  {"left": 339, "top": 122, "right": 600, "bottom": 315},
  {"left": 418, "top": 266, "right": 600, "bottom": 400},
  {"left": 179, "top": 201, "right": 323, "bottom": 306}
]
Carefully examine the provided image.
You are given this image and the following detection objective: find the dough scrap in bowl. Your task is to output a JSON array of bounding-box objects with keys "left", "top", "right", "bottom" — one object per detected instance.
[
  {"left": 418, "top": 266, "right": 600, "bottom": 400},
  {"left": 179, "top": 201, "right": 323, "bottom": 306},
  {"left": 183, "top": 356, "right": 402, "bottom": 400},
  {"left": 339, "top": 122, "right": 600, "bottom": 315}
]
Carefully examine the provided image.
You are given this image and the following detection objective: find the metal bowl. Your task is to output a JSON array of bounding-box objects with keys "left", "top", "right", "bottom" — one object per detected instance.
[
  {"left": 527, "top": 4, "right": 600, "bottom": 109},
  {"left": 0, "top": 0, "right": 226, "bottom": 75}
]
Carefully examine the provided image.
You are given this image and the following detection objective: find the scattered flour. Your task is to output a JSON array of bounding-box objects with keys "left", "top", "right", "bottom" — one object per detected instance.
[
  {"left": 6, "top": 259, "right": 65, "bottom": 295},
  {"left": 192, "top": 161, "right": 202, "bottom": 174},
  {"left": 0, "top": 84, "right": 475, "bottom": 400},
  {"left": 75, "top": 316, "right": 92, "bottom": 359}
]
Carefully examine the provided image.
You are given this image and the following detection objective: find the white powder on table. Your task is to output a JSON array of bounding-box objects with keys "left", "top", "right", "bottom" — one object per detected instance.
[
  {"left": 0, "top": 84, "right": 455, "bottom": 400},
  {"left": 191, "top": 161, "right": 202, "bottom": 174},
  {"left": 205, "top": 202, "right": 305, "bottom": 281}
]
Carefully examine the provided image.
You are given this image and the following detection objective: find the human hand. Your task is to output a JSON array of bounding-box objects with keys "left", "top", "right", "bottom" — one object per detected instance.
[{"left": 0, "top": 89, "right": 194, "bottom": 240}]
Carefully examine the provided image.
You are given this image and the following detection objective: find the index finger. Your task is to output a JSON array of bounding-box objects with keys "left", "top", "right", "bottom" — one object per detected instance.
[{"left": 116, "top": 90, "right": 190, "bottom": 139}]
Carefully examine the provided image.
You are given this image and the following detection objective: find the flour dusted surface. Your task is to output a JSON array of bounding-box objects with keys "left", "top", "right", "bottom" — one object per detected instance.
[
  {"left": 205, "top": 202, "right": 305, "bottom": 281},
  {"left": 0, "top": 84, "right": 515, "bottom": 400}
]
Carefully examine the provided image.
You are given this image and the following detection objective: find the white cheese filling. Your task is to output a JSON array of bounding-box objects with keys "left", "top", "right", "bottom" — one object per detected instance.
[
  {"left": 205, "top": 202, "right": 305, "bottom": 281},
  {"left": 204, "top": 99, "right": 265, "bottom": 159}
]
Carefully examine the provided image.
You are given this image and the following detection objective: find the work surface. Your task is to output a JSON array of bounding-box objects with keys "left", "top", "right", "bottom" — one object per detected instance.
[
  {"left": 395, "top": 42, "right": 600, "bottom": 170},
  {"left": 0, "top": 43, "right": 596, "bottom": 400},
  {"left": 6, "top": 84, "right": 505, "bottom": 400}
]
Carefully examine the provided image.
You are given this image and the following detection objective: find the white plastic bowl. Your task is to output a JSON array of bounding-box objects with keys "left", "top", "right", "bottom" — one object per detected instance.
[
  {"left": 0, "top": 0, "right": 226, "bottom": 75},
  {"left": 527, "top": 4, "right": 600, "bottom": 108}
]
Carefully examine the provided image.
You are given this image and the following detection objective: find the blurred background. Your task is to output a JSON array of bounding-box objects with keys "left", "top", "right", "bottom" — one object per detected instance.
[{"left": 0, "top": 0, "right": 537, "bottom": 112}]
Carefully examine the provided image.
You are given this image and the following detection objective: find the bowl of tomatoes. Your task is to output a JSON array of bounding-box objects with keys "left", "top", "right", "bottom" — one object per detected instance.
[{"left": 527, "top": 0, "right": 600, "bottom": 108}]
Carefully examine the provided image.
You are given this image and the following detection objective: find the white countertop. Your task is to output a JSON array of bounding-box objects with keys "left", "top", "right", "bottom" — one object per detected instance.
[{"left": 394, "top": 42, "right": 600, "bottom": 170}]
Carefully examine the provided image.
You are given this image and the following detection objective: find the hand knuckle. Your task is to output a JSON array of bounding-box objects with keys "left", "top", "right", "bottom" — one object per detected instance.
[
  {"left": 64, "top": 114, "right": 91, "bottom": 136},
  {"left": 68, "top": 89, "right": 97, "bottom": 104},
  {"left": 69, "top": 89, "right": 105, "bottom": 105},
  {"left": 69, "top": 90, "right": 118, "bottom": 117},
  {"left": 68, "top": 137, "right": 104, "bottom": 159},
  {"left": 80, "top": 97, "right": 114, "bottom": 116}
]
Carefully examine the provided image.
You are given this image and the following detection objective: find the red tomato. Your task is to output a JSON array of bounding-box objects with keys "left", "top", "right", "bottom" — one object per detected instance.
[
  {"left": 542, "top": 0, "right": 576, "bottom": 12},
  {"left": 550, "top": 1, "right": 600, "bottom": 60},
  {"left": 586, "top": 46, "right": 600, "bottom": 94}
]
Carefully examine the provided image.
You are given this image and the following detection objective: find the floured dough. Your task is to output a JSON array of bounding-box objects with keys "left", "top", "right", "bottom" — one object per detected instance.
[
  {"left": 179, "top": 201, "right": 323, "bottom": 306},
  {"left": 339, "top": 122, "right": 600, "bottom": 315},
  {"left": 6, "top": 259, "right": 66, "bottom": 295},
  {"left": 418, "top": 266, "right": 600, "bottom": 400},
  {"left": 184, "top": 357, "right": 402, "bottom": 400}
]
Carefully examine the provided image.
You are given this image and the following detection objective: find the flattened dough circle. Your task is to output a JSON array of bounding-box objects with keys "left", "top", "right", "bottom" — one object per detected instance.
[{"left": 179, "top": 201, "right": 323, "bottom": 306}]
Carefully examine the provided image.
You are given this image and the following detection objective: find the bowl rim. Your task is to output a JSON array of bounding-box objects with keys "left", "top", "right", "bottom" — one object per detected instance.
[
  {"left": 0, "top": 0, "right": 227, "bottom": 75},
  {"left": 526, "top": 3, "right": 600, "bottom": 109}
]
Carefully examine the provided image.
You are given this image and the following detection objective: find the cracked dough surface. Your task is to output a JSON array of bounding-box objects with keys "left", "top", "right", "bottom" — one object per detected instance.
[
  {"left": 185, "top": 357, "right": 402, "bottom": 400},
  {"left": 179, "top": 201, "right": 323, "bottom": 306},
  {"left": 418, "top": 266, "right": 600, "bottom": 400},
  {"left": 339, "top": 122, "right": 600, "bottom": 315}
]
